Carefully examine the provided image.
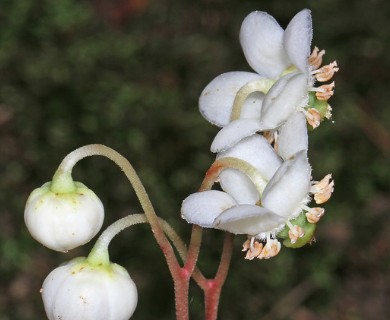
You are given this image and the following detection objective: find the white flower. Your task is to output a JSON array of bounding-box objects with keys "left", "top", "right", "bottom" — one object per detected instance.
[
  {"left": 41, "top": 257, "right": 138, "bottom": 320},
  {"left": 182, "top": 133, "right": 283, "bottom": 228},
  {"left": 228, "top": 9, "right": 339, "bottom": 133},
  {"left": 240, "top": 9, "right": 312, "bottom": 79},
  {"left": 182, "top": 112, "right": 310, "bottom": 234},
  {"left": 182, "top": 150, "right": 311, "bottom": 237},
  {"left": 24, "top": 181, "right": 104, "bottom": 252},
  {"left": 199, "top": 9, "right": 313, "bottom": 152},
  {"left": 183, "top": 9, "right": 336, "bottom": 259}
]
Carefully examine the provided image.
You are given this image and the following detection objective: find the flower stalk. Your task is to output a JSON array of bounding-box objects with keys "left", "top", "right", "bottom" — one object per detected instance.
[{"left": 55, "top": 144, "right": 192, "bottom": 319}]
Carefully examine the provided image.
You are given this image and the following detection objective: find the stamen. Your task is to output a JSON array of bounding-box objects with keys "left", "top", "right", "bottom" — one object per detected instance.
[
  {"left": 305, "top": 207, "right": 325, "bottom": 223},
  {"left": 312, "top": 61, "right": 339, "bottom": 82},
  {"left": 311, "top": 174, "right": 334, "bottom": 204},
  {"left": 242, "top": 239, "right": 251, "bottom": 252},
  {"left": 305, "top": 108, "right": 321, "bottom": 129},
  {"left": 245, "top": 241, "right": 263, "bottom": 260},
  {"left": 258, "top": 238, "right": 281, "bottom": 259},
  {"left": 308, "top": 46, "right": 326, "bottom": 69},
  {"left": 285, "top": 221, "right": 305, "bottom": 244},
  {"left": 315, "top": 82, "right": 335, "bottom": 101}
]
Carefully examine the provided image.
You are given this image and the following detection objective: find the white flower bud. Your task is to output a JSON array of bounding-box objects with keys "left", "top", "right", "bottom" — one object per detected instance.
[
  {"left": 24, "top": 181, "right": 104, "bottom": 252},
  {"left": 41, "top": 257, "right": 138, "bottom": 320}
]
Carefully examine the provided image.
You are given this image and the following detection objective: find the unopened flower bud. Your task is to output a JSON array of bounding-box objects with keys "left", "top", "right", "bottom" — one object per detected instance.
[
  {"left": 24, "top": 179, "right": 104, "bottom": 252},
  {"left": 41, "top": 257, "right": 137, "bottom": 320}
]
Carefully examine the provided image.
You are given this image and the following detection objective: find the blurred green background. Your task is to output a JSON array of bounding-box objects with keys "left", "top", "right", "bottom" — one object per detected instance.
[{"left": 0, "top": 0, "right": 389, "bottom": 319}]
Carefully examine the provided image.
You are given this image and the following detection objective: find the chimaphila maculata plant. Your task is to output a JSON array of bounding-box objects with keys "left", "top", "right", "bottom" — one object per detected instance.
[{"left": 24, "top": 8, "right": 337, "bottom": 320}]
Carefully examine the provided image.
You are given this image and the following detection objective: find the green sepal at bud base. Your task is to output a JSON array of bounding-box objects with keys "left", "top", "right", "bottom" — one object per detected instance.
[
  {"left": 24, "top": 180, "right": 104, "bottom": 252},
  {"left": 41, "top": 256, "right": 138, "bottom": 320},
  {"left": 277, "top": 211, "right": 316, "bottom": 248}
]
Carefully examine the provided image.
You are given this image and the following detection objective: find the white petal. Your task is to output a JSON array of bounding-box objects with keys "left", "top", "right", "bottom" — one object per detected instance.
[
  {"left": 217, "top": 134, "right": 282, "bottom": 181},
  {"left": 277, "top": 111, "right": 308, "bottom": 160},
  {"left": 240, "top": 11, "right": 290, "bottom": 78},
  {"left": 240, "top": 91, "right": 265, "bottom": 120},
  {"left": 218, "top": 169, "right": 259, "bottom": 204},
  {"left": 262, "top": 150, "right": 311, "bottom": 218},
  {"left": 181, "top": 190, "right": 237, "bottom": 227},
  {"left": 261, "top": 73, "right": 308, "bottom": 128},
  {"left": 284, "top": 9, "right": 313, "bottom": 74},
  {"left": 210, "top": 119, "right": 264, "bottom": 153},
  {"left": 199, "top": 71, "right": 263, "bottom": 127},
  {"left": 213, "top": 205, "right": 285, "bottom": 235}
]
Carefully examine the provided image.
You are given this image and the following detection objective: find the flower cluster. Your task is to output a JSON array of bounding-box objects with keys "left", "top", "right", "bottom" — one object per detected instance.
[{"left": 181, "top": 9, "right": 336, "bottom": 259}]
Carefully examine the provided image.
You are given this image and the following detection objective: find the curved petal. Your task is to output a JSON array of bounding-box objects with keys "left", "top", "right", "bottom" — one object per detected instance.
[
  {"left": 181, "top": 190, "right": 237, "bottom": 227},
  {"left": 240, "top": 91, "right": 265, "bottom": 120},
  {"left": 262, "top": 150, "right": 311, "bottom": 218},
  {"left": 199, "top": 71, "right": 263, "bottom": 127},
  {"left": 284, "top": 9, "right": 312, "bottom": 74},
  {"left": 277, "top": 111, "right": 308, "bottom": 160},
  {"left": 218, "top": 169, "right": 260, "bottom": 204},
  {"left": 213, "top": 204, "right": 285, "bottom": 235},
  {"left": 240, "top": 11, "right": 289, "bottom": 78},
  {"left": 261, "top": 72, "right": 308, "bottom": 128},
  {"left": 217, "top": 134, "right": 282, "bottom": 181},
  {"left": 210, "top": 119, "right": 264, "bottom": 153}
]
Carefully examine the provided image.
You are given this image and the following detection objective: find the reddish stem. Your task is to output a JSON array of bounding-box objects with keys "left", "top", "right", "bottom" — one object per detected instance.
[
  {"left": 204, "top": 233, "right": 234, "bottom": 320},
  {"left": 172, "top": 158, "right": 239, "bottom": 319},
  {"left": 170, "top": 224, "right": 204, "bottom": 320}
]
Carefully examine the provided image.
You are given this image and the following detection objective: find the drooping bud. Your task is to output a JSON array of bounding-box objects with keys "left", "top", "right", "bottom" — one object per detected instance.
[
  {"left": 24, "top": 178, "right": 104, "bottom": 252},
  {"left": 41, "top": 257, "right": 137, "bottom": 320}
]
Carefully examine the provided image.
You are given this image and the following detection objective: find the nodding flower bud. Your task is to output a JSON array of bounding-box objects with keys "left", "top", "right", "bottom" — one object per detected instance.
[
  {"left": 41, "top": 257, "right": 138, "bottom": 320},
  {"left": 24, "top": 180, "right": 104, "bottom": 252}
]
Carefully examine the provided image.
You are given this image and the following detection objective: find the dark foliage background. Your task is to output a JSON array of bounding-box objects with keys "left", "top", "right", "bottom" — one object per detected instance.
[{"left": 0, "top": 0, "right": 389, "bottom": 319}]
